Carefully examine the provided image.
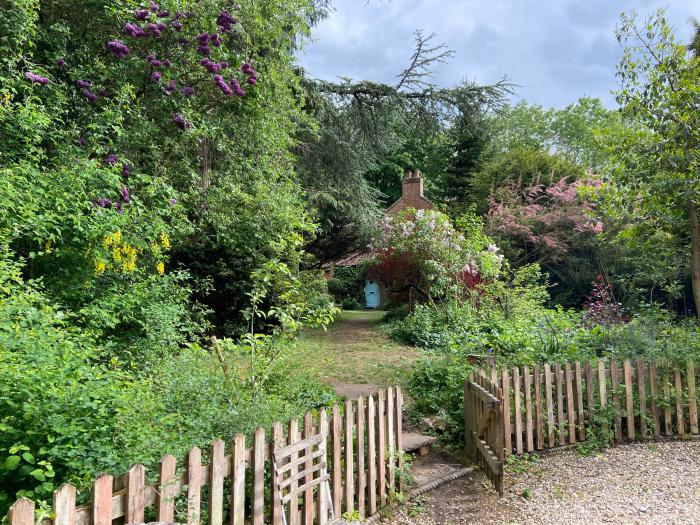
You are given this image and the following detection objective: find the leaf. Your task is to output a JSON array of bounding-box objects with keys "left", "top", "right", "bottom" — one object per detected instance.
[
  {"left": 29, "top": 469, "right": 46, "bottom": 481},
  {"left": 22, "top": 452, "right": 35, "bottom": 464},
  {"left": 4, "top": 455, "right": 21, "bottom": 470}
]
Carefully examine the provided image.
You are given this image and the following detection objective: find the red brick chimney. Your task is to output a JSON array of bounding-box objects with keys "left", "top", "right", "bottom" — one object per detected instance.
[{"left": 386, "top": 168, "right": 433, "bottom": 217}]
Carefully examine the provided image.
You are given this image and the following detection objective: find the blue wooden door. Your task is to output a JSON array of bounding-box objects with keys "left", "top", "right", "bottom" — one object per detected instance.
[{"left": 364, "top": 280, "right": 380, "bottom": 308}]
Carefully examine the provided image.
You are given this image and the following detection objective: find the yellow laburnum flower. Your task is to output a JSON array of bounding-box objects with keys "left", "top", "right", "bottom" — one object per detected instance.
[
  {"left": 160, "top": 233, "right": 171, "bottom": 250},
  {"left": 156, "top": 261, "right": 165, "bottom": 275},
  {"left": 95, "top": 260, "right": 106, "bottom": 275}
]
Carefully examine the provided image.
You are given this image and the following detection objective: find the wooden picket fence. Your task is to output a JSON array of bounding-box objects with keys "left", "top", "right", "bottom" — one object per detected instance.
[
  {"left": 480, "top": 357, "right": 700, "bottom": 455},
  {"left": 7, "top": 387, "right": 404, "bottom": 525}
]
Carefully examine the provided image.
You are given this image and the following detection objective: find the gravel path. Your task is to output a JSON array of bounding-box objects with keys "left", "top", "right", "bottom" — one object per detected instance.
[{"left": 384, "top": 441, "right": 700, "bottom": 524}]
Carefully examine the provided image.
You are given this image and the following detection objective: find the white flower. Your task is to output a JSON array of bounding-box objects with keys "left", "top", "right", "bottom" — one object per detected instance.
[
  {"left": 416, "top": 209, "right": 425, "bottom": 219},
  {"left": 488, "top": 244, "right": 500, "bottom": 254}
]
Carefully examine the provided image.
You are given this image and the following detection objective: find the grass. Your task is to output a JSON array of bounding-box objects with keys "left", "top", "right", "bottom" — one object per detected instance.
[{"left": 294, "top": 310, "right": 417, "bottom": 387}]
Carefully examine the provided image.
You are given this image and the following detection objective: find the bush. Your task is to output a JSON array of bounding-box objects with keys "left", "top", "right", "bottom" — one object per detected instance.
[
  {"left": 326, "top": 278, "right": 344, "bottom": 300},
  {"left": 342, "top": 297, "right": 363, "bottom": 310}
]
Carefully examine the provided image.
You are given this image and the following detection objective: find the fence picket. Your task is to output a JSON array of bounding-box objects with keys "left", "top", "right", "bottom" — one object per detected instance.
[
  {"left": 687, "top": 359, "right": 698, "bottom": 434},
  {"left": 158, "top": 455, "right": 177, "bottom": 523},
  {"left": 674, "top": 367, "right": 685, "bottom": 435},
  {"left": 331, "top": 405, "right": 342, "bottom": 514},
  {"left": 623, "top": 360, "right": 635, "bottom": 439},
  {"left": 565, "top": 363, "right": 576, "bottom": 444},
  {"left": 253, "top": 428, "right": 265, "bottom": 525},
  {"left": 356, "top": 397, "right": 366, "bottom": 519},
  {"left": 554, "top": 363, "right": 565, "bottom": 445},
  {"left": 231, "top": 434, "right": 246, "bottom": 525},
  {"left": 513, "top": 367, "right": 523, "bottom": 454},
  {"left": 396, "top": 387, "right": 404, "bottom": 494},
  {"left": 636, "top": 359, "right": 647, "bottom": 440},
  {"left": 610, "top": 359, "right": 622, "bottom": 440},
  {"left": 209, "top": 440, "right": 225, "bottom": 525},
  {"left": 524, "top": 366, "right": 534, "bottom": 452},
  {"left": 501, "top": 369, "right": 512, "bottom": 454},
  {"left": 648, "top": 363, "right": 660, "bottom": 439},
  {"left": 585, "top": 362, "right": 595, "bottom": 426},
  {"left": 367, "top": 395, "right": 378, "bottom": 515},
  {"left": 126, "top": 464, "right": 146, "bottom": 525},
  {"left": 8, "top": 498, "right": 34, "bottom": 525},
  {"left": 303, "top": 413, "right": 314, "bottom": 525},
  {"left": 344, "top": 399, "right": 355, "bottom": 514},
  {"left": 662, "top": 369, "right": 673, "bottom": 436},
  {"left": 93, "top": 474, "right": 112, "bottom": 525},
  {"left": 574, "top": 362, "right": 585, "bottom": 441},
  {"left": 534, "top": 365, "right": 543, "bottom": 450},
  {"left": 271, "top": 423, "right": 284, "bottom": 525},
  {"left": 387, "top": 388, "right": 396, "bottom": 493},
  {"left": 377, "top": 390, "right": 387, "bottom": 507},
  {"left": 53, "top": 485, "right": 76, "bottom": 525},
  {"left": 544, "top": 364, "right": 555, "bottom": 448}
]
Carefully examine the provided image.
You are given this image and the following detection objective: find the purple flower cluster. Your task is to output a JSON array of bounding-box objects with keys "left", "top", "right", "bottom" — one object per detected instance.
[
  {"left": 134, "top": 9, "right": 149, "bottom": 20},
  {"left": 107, "top": 40, "right": 130, "bottom": 58},
  {"left": 229, "top": 78, "right": 245, "bottom": 96},
  {"left": 119, "top": 185, "right": 130, "bottom": 203},
  {"left": 146, "top": 22, "right": 166, "bottom": 37},
  {"left": 76, "top": 79, "right": 91, "bottom": 89},
  {"left": 200, "top": 58, "right": 228, "bottom": 74},
  {"left": 210, "top": 33, "right": 222, "bottom": 47},
  {"left": 171, "top": 20, "right": 183, "bottom": 31},
  {"left": 105, "top": 154, "right": 120, "bottom": 165},
  {"left": 180, "top": 86, "right": 195, "bottom": 96},
  {"left": 216, "top": 10, "right": 237, "bottom": 33},
  {"left": 82, "top": 90, "right": 98, "bottom": 102},
  {"left": 169, "top": 198, "right": 177, "bottom": 205},
  {"left": 149, "top": 1, "right": 159, "bottom": 11},
  {"left": 145, "top": 53, "right": 162, "bottom": 67},
  {"left": 124, "top": 22, "right": 146, "bottom": 37},
  {"left": 157, "top": 10, "right": 169, "bottom": 17},
  {"left": 172, "top": 113, "right": 191, "bottom": 130},
  {"left": 122, "top": 164, "right": 131, "bottom": 177},
  {"left": 164, "top": 79, "right": 177, "bottom": 94},
  {"left": 213, "top": 75, "right": 233, "bottom": 95},
  {"left": 150, "top": 71, "right": 162, "bottom": 82},
  {"left": 24, "top": 71, "right": 49, "bottom": 84},
  {"left": 241, "top": 62, "right": 257, "bottom": 85},
  {"left": 57, "top": 57, "right": 66, "bottom": 68},
  {"left": 196, "top": 33, "right": 212, "bottom": 56}
]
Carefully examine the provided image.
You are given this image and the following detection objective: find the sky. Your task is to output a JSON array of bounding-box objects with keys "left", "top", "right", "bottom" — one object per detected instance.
[{"left": 297, "top": 0, "right": 700, "bottom": 108}]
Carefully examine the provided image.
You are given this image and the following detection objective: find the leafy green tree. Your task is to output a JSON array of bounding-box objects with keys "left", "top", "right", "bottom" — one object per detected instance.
[{"left": 612, "top": 10, "right": 700, "bottom": 320}]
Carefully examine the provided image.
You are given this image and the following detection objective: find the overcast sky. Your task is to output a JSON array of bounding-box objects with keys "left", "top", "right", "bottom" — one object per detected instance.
[{"left": 297, "top": 0, "right": 699, "bottom": 108}]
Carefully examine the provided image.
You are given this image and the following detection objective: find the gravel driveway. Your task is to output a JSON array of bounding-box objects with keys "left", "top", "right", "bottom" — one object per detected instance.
[{"left": 385, "top": 441, "right": 700, "bottom": 525}]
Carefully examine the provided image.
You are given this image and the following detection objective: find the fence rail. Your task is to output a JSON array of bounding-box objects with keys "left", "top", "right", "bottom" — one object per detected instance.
[
  {"left": 475, "top": 358, "right": 700, "bottom": 456},
  {"left": 7, "top": 387, "right": 403, "bottom": 525}
]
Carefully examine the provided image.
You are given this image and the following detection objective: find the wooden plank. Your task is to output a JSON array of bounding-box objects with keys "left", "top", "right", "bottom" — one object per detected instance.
[
  {"left": 303, "top": 413, "right": 314, "bottom": 525},
  {"left": 648, "top": 363, "right": 660, "bottom": 439},
  {"left": 93, "top": 474, "right": 113, "bottom": 525},
  {"left": 331, "top": 405, "right": 342, "bottom": 514},
  {"left": 636, "top": 359, "right": 647, "bottom": 440},
  {"left": 610, "top": 359, "right": 622, "bottom": 440},
  {"left": 513, "top": 367, "right": 523, "bottom": 454},
  {"left": 585, "top": 362, "right": 595, "bottom": 426},
  {"left": 574, "top": 362, "right": 585, "bottom": 441},
  {"left": 53, "top": 484, "right": 77, "bottom": 525},
  {"left": 624, "top": 360, "right": 635, "bottom": 439},
  {"left": 344, "top": 399, "right": 354, "bottom": 514},
  {"left": 356, "top": 397, "right": 366, "bottom": 519},
  {"left": 377, "top": 390, "right": 387, "bottom": 507},
  {"left": 533, "top": 365, "right": 543, "bottom": 450},
  {"left": 288, "top": 419, "right": 301, "bottom": 525},
  {"left": 544, "top": 364, "right": 555, "bottom": 448},
  {"left": 126, "top": 464, "right": 145, "bottom": 525},
  {"left": 231, "top": 434, "right": 246, "bottom": 525},
  {"left": 367, "top": 395, "right": 378, "bottom": 515},
  {"left": 688, "top": 358, "right": 698, "bottom": 434},
  {"left": 271, "top": 422, "right": 285, "bottom": 525},
  {"left": 253, "top": 427, "right": 265, "bottom": 525},
  {"left": 9, "top": 498, "right": 34, "bottom": 525},
  {"left": 396, "top": 387, "right": 404, "bottom": 494},
  {"left": 209, "top": 440, "right": 225, "bottom": 525},
  {"left": 554, "top": 363, "right": 565, "bottom": 445},
  {"left": 157, "top": 455, "right": 177, "bottom": 522},
  {"left": 319, "top": 409, "right": 329, "bottom": 525},
  {"left": 523, "top": 366, "right": 534, "bottom": 452},
  {"left": 501, "top": 369, "right": 512, "bottom": 454},
  {"left": 598, "top": 359, "right": 607, "bottom": 410},
  {"left": 474, "top": 438, "right": 500, "bottom": 473},
  {"left": 386, "top": 387, "right": 396, "bottom": 492},
  {"left": 565, "top": 362, "right": 576, "bottom": 444},
  {"left": 674, "top": 367, "right": 685, "bottom": 435},
  {"left": 662, "top": 367, "right": 673, "bottom": 436}
]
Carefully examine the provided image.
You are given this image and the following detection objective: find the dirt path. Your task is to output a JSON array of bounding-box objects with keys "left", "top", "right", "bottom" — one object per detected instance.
[
  {"left": 386, "top": 441, "right": 700, "bottom": 525},
  {"left": 296, "top": 310, "right": 416, "bottom": 398}
]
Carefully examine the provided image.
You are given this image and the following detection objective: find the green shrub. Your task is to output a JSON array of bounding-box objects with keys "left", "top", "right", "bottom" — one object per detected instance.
[
  {"left": 342, "top": 297, "right": 363, "bottom": 310},
  {"left": 326, "top": 278, "right": 345, "bottom": 299}
]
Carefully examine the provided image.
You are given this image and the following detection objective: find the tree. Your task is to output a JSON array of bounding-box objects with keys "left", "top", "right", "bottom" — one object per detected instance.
[{"left": 613, "top": 10, "right": 700, "bottom": 320}]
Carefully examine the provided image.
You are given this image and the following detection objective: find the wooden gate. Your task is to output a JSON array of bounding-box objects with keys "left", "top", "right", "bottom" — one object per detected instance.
[{"left": 464, "top": 374, "right": 504, "bottom": 494}]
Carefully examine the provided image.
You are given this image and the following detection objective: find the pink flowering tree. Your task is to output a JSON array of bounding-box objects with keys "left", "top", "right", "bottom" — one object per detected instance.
[
  {"left": 487, "top": 176, "right": 603, "bottom": 265},
  {"left": 370, "top": 209, "right": 503, "bottom": 303}
]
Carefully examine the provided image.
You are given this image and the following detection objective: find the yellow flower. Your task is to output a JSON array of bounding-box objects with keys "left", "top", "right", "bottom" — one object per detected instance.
[
  {"left": 156, "top": 261, "right": 165, "bottom": 275},
  {"left": 95, "top": 260, "right": 106, "bottom": 275},
  {"left": 44, "top": 240, "right": 53, "bottom": 254},
  {"left": 160, "top": 233, "right": 171, "bottom": 250}
]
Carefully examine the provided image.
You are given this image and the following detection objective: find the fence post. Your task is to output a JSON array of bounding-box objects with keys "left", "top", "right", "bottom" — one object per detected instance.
[{"left": 8, "top": 498, "right": 34, "bottom": 525}]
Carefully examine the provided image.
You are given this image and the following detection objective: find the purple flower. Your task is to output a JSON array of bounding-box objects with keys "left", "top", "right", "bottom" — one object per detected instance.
[
  {"left": 230, "top": 78, "right": 245, "bottom": 96},
  {"left": 119, "top": 185, "right": 130, "bottom": 203},
  {"left": 97, "top": 197, "right": 112, "bottom": 208},
  {"left": 149, "top": 1, "right": 159, "bottom": 12},
  {"left": 146, "top": 23, "right": 162, "bottom": 37},
  {"left": 105, "top": 154, "right": 119, "bottom": 165},
  {"left": 173, "top": 12, "right": 184, "bottom": 20},
  {"left": 124, "top": 23, "right": 140, "bottom": 37},
  {"left": 122, "top": 164, "right": 131, "bottom": 177},
  {"left": 196, "top": 33, "right": 209, "bottom": 44},
  {"left": 200, "top": 58, "right": 222, "bottom": 73},
  {"left": 163, "top": 59, "right": 171, "bottom": 68},
  {"left": 56, "top": 58, "right": 66, "bottom": 68},
  {"left": 82, "top": 90, "right": 98, "bottom": 102},
  {"left": 180, "top": 86, "right": 195, "bottom": 96},
  {"left": 165, "top": 79, "right": 177, "bottom": 94},
  {"left": 157, "top": 10, "right": 170, "bottom": 17},
  {"left": 156, "top": 22, "right": 166, "bottom": 31},
  {"left": 241, "top": 62, "right": 254, "bottom": 75},
  {"left": 150, "top": 59, "right": 163, "bottom": 67},
  {"left": 150, "top": 71, "right": 161, "bottom": 82},
  {"left": 24, "top": 71, "right": 49, "bottom": 84},
  {"left": 171, "top": 21, "right": 183, "bottom": 31},
  {"left": 177, "top": 37, "right": 189, "bottom": 46},
  {"left": 134, "top": 9, "right": 149, "bottom": 20},
  {"left": 76, "top": 79, "right": 91, "bottom": 89},
  {"left": 216, "top": 10, "right": 237, "bottom": 32},
  {"left": 246, "top": 75, "right": 257, "bottom": 85},
  {"left": 172, "top": 113, "right": 190, "bottom": 130},
  {"left": 214, "top": 74, "right": 233, "bottom": 95},
  {"left": 107, "top": 40, "right": 130, "bottom": 59},
  {"left": 114, "top": 201, "right": 123, "bottom": 213},
  {"left": 169, "top": 198, "right": 177, "bottom": 205},
  {"left": 78, "top": 136, "right": 86, "bottom": 146},
  {"left": 196, "top": 44, "right": 211, "bottom": 57},
  {"left": 210, "top": 33, "right": 222, "bottom": 47}
]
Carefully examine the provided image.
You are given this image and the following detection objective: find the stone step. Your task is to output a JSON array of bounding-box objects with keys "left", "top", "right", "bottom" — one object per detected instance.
[{"left": 402, "top": 432, "right": 437, "bottom": 456}]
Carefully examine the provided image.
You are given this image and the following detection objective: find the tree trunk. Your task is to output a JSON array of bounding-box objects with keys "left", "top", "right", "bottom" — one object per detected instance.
[{"left": 689, "top": 201, "right": 700, "bottom": 321}]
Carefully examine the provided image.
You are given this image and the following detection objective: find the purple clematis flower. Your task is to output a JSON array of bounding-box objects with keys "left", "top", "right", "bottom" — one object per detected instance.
[{"left": 107, "top": 40, "right": 130, "bottom": 59}]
